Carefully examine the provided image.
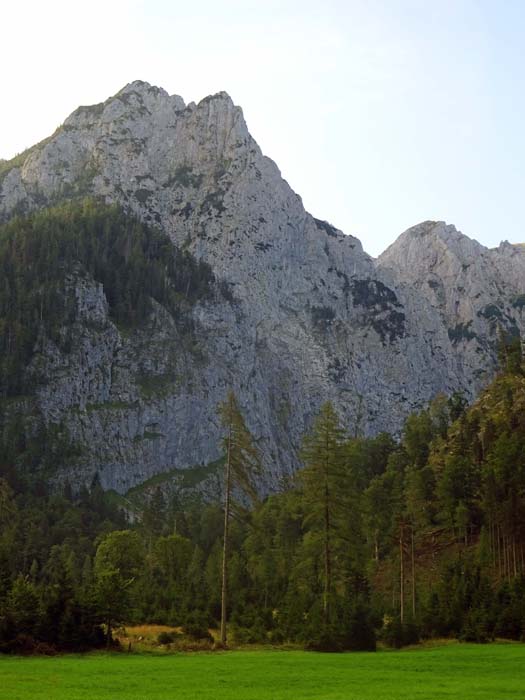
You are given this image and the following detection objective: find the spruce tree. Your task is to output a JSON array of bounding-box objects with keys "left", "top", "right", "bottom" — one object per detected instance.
[
  {"left": 299, "top": 402, "right": 347, "bottom": 624},
  {"left": 217, "top": 391, "right": 261, "bottom": 645}
]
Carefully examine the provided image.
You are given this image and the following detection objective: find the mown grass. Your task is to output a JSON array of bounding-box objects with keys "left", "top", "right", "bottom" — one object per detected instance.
[{"left": 0, "top": 643, "right": 524, "bottom": 699}]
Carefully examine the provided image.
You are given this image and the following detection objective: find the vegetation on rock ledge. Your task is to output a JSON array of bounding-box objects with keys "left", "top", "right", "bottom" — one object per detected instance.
[{"left": 0, "top": 199, "right": 216, "bottom": 397}]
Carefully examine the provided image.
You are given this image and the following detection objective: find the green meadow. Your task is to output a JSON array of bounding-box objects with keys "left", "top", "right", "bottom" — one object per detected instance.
[{"left": 0, "top": 644, "right": 524, "bottom": 700}]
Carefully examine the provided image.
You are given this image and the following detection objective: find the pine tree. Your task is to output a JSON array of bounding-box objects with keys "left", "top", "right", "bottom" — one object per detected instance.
[
  {"left": 217, "top": 391, "right": 261, "bottom": 645},
  {"left": 299, "top": 402, "right": 347, "bottom": 624}
]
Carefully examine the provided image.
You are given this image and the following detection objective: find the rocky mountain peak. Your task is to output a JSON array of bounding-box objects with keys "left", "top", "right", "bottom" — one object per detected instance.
[
  {"left": 378, "top": 220, "right": 486, "bottom": 270},
  {"left": 0, "top": 81, "right": 255, "bottom": 227},
  {"left": 496, "top": 239, "right": 525, "bottom": 256},
  {"left": 118, "top": 79, "right": 171, "bottom": 99},
  {"left": 1, "top": 82, "right": 525, "bottom": 493}
]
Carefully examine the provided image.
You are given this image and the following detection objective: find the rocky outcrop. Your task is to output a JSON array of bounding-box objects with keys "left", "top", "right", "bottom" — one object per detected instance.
[
  {"left": 1, "top": 81, "right": 524, "bottom": 493},
  {"left": 378, "top": 221, "right": 524, "bottom": 386}
]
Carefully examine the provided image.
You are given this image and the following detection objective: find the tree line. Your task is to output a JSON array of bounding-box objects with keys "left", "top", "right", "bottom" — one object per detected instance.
[{"left": 1, "top": 339, "right": 525, "bottom": 653}]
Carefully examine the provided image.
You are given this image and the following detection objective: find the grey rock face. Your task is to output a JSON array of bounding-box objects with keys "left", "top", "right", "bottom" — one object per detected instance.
[
  {"left": 378, "top": 221, "right": 524, "bottom": 387},
  {"left": 1, "top": 81, "right": 524, "bottom": 493}
]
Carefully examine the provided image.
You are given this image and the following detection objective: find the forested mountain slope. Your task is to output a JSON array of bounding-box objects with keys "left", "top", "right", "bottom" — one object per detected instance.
[{"left": 2, "top": 350, "right": 524, "bottom": 652}]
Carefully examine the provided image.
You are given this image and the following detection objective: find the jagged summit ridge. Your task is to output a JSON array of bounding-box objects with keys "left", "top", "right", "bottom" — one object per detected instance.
[
  {"left": 1, "top": 82, "right": 524, "bottom": 493},
  {"left": 0, "top": 81, "right": 252, "bottom": 224}
]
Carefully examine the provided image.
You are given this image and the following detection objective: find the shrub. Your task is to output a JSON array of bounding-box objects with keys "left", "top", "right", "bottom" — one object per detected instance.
[
  {"left": 0, "top": 634, "right": 57, "bottom": 656},
  {"left": 176, "top": 638, "right": 214, "bottom": 652},
  {"left": 382, "top": 617, "right": 420, "bottom": 648},
  {"left": 460, "top": 610, "right": 490, "bottom": 643},
  {"left": 267, "top": 629, "right": 285, "bottom": 645},
  {"left": 304, "top": 625, "right": 343, "bottom": 653},
  {"left": 341, "top": 601, "right": 377, "bottom": 651},
  {"left": 183, "top": 613, "right": 213, "bottom": 642},
  {"left": 157, "top": 631, "right": 175, "bottom": 645},
  {"left": 230, "top": 624, "right": 267, "bottom": 645}
]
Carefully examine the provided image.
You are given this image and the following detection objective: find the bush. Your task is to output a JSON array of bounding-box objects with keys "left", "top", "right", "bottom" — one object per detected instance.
[
  {"left": 382, "top": 617, "right": 420, "bottom": 648},
  {"left": 33, "top": 641, "right": 58, "bottom": 656},
  {"left": 230, "top": 624, "right": 267, "bottom": 645},
  {"left": 494, "top": 606, "right": 522, "bottom": 640},
  {"left": 183, "top": 613, "right": 213, "bottom": 642},
  {"left": 299, "top": 595, "right": 376, "bottom": 652},
  {"left": 176, "top": 638, "right": 214, "bottom": 652},
  {"left": 341, "top": 601, "right": 377, "bottom": 651},
  {"left": 460, "top": 610, "right": 490, "bottom": 643},
  {"left": 267, "top": 629, "right": 285, "bottom": 645},
  {"left": 0, "top": 634, "right": 57, "bottom": 656},
  {"left": 157, "top": 631, "right": 176, "bottom": 645},
  {"left": 304, "top": 625, "right": 344, "bottom": 652}
]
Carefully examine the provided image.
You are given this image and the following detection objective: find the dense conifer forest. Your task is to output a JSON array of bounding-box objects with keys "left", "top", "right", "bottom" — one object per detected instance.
[
  {"left": 0, "top": 200, "right": 216, "bottom": 397},
  {"left": 0, "top": 203, "right": 524, "bottom": 653}
]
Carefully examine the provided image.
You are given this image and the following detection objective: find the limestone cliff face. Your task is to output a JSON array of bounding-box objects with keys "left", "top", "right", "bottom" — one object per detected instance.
[
  {"left": 1, "top": 81, "right": 524, "bottom": 493},
  {"left": 378, "top": 221, "right": 524, "bottom": 389}
]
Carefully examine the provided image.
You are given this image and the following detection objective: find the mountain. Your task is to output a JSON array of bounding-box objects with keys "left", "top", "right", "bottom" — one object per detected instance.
[{"left": 0, "top": 80, "right": 524, "bottom": 493}]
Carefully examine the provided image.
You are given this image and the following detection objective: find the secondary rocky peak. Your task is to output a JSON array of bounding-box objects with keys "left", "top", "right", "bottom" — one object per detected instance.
[
  {"left": 496, "top": 240, "right": 525, "bottom": 254},
  {"left": 197, "top": 90, "right": 235, "bottom": 106},
  {"left": 376, "top": 216, "right": 525, "bottom": 390},
  {"left": 379, "top": 220, "right": 486, "bottom": 267}
]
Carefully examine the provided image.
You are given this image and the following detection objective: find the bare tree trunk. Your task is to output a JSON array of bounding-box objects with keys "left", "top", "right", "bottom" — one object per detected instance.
[
  {"left": 392, "top": 572, "right": 396, "bottom": 610},
  {"left": 490, "top": 519, "right": 496, "bottom": 570},
  {"left": 220, "top": 421, "right": 232, "bottom": 646},
  {"left": 511, "top": 495, "right": 518, "bottom": 578},
  {"left": 323, "top": 478, "right": 331, "bottom": 624},
  {"left": 503, "top": 533, "right": 509, "bottom": 581},
  {"left": 497, "top": 523, "right": 502, "bottom": 580},
  {"left": 411, "top": 525, "right": 416, "bottom": 619}
]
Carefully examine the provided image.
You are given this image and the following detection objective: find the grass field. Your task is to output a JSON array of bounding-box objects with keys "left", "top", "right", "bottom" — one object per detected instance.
[{"left": 0, "top": 643, "right": 524, "bottom": 699}]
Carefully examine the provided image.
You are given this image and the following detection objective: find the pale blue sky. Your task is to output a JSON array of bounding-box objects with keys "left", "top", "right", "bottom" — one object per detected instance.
[{"left": 2, "top": 0, "right": 524, "bottom": 256}]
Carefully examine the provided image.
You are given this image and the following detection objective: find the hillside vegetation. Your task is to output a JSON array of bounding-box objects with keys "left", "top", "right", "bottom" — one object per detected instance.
[
  {"left": 1, "top": 327, "right": 524, "bottom": 652},
  {"left": 1, "top": 201, "right": 525, "bottom": 653},
  {"left": 0, "top": 199, "right": 216, "bottom": 397}
]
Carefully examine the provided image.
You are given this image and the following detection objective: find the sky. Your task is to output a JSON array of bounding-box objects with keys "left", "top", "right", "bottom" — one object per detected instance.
[{"left": 1, "top": 0, "right": 524, "bottom": 256}]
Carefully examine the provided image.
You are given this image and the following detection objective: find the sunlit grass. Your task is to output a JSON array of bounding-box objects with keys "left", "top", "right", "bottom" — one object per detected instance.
[{"left": 0, "top": 643, "right": 524, "bottom": 699}]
